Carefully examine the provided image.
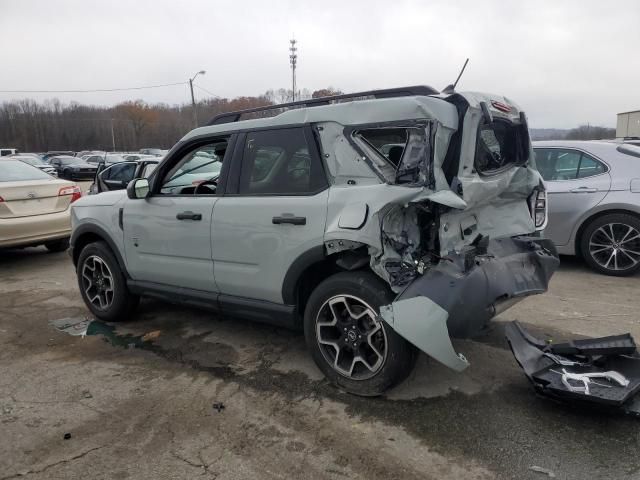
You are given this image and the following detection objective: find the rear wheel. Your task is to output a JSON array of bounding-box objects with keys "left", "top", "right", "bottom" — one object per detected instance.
[
  {"left": 77, "top": 241, "right": 139, "bottom": 321},
  {"left": 44, "top": 238, "right": 69, "bottom": 252},
  {"left": 580, "top": 213, "right": 640, "bottom": 276},
  {"left": 304, "top": 271, "right": 416, "bottom": 396}
]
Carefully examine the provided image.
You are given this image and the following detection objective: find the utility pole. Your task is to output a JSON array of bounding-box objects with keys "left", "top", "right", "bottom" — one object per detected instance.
[
  {"left": 289, "top": 39, "right": 297, "bottom": 102},
  {"left": 110, "top": 118, "right": 116, "bottom": 152},
  {"left": 189, "top": 70, "right": 206, "bottom": 128}
]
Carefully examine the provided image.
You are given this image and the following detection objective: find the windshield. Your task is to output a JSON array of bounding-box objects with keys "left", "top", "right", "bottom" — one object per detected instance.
[
  {"left": 0, "top": 160, "right": 53, "bottom": 182},
  {"left": 15, "top": 157, "right": 45, "bottom": 166},
  {"left": 164, "top": 156, "right": 222, "bottom": 188}
]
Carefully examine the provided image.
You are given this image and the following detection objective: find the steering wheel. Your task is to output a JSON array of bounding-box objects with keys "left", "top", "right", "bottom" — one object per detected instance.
[
  {"left": 193, "top": 179, "right": 217, "bottom": 195},
  {"left": 288, "top": 167, "right": 309, "bottom": 180}
]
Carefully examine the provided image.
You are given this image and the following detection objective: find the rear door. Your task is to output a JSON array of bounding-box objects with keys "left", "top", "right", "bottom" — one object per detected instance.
[
  {"left": 211, "top": 126, "right": 329, "bottom": 304},
  {"left": 535, "top": 147, "right": 611, "bottom": 246},
  {"left": 97, "top": 162, "right": 137, "bottom": 192}
]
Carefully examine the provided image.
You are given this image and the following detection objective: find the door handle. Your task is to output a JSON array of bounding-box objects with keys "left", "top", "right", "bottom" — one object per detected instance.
[
  {"left": 176, "top": 211, "right": 202, "bottom": 221},
  {"left": 570, "top": 187, "right": 597, "bottom": 193},
  {"left": 272, "top": 214, "right": 306, "bottom": 225}
]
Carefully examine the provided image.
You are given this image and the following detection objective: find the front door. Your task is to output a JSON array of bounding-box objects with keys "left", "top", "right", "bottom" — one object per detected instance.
[
  {"left": 122, "top": 139, "right": 229, "bottom": 292},
  {"left": 211, "top": 126, "right": 329, "bottom": 304},
  {"left": 535, "top": 147, "right": 611, "bottom": 246},
  {"left": 97, "top": 162, "right": 137, "bottom": 192}
]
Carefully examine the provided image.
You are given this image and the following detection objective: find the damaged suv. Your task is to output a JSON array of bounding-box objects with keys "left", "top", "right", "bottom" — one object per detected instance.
[{"left": 70, "top": 86, "right": 559, "bottom": 395}]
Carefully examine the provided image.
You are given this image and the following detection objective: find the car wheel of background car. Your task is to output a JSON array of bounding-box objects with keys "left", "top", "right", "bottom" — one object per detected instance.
[
  {"left": 62, "top": 169, "right": 72, "bottom": 180},
  {"left": 580, "top": 213, "right": 640, "bottom": 276},
  {"left": 304, "top": 271, "right": 416, "bottom": 396},
  {"left": 44, "top": 238, "right": 69, "bottom": 253},
  {"left": 76, "top": 241, "right": 139, "bottom": 321}
]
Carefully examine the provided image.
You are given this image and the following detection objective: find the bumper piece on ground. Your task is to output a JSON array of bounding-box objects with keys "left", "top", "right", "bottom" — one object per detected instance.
[
  {"left": 380, "top": 297, "right": 470, "bottom": 372},
  {"left": 506, "top": 321, "right": 640, "bottom": 416}
]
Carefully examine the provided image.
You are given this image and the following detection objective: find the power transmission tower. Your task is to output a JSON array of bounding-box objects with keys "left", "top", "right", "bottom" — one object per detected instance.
[{"left": 289, "top": 39, "right": 297, "bottom": 102}]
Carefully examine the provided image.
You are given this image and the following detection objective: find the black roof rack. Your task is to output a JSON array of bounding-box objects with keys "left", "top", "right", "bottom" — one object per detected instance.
[{"left": 206, "top": 85, "right": 439, "bottom": 125}]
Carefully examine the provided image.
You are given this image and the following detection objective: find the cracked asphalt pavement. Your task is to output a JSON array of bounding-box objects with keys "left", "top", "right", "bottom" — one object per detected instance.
[{"left": 1, "top": 247, "right": 640, "bottom": 480}]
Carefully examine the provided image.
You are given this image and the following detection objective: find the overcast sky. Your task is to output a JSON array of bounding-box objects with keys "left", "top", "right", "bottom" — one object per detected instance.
[{"left": 1, "top": 0, "right": 638, "bottom": 128}]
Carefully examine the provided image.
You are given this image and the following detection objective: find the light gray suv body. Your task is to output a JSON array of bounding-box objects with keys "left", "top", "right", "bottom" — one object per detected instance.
[{"left": 70, "top": 86, "right": 559, "bottom": 395}]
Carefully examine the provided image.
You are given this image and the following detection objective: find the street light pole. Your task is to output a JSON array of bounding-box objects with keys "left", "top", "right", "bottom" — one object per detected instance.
[{"left": 189, "top": 70, "right": 206, "bottom": 128}]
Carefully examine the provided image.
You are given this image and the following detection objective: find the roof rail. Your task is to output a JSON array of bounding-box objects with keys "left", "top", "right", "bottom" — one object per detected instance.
[{"left": 206, "top": 85, "right": 439, "bottom": 125}]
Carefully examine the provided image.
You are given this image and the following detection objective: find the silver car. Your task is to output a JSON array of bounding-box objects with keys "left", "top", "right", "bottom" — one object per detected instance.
[{"left": 534, "top": 140, "right": 640, "bottom": 276}]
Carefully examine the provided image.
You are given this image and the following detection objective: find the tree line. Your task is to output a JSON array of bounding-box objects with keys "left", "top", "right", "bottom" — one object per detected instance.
[
  {"left": 0, "top": 87, "right": 343, "bottom": 153},
  {"left": 0, "top": 87, "right": 614, "bottom": 152}
]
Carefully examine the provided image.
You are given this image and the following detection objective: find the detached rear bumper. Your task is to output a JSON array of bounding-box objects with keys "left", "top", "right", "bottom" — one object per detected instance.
[{"left": 380, "top": 236, "right": 559, "bottom": 371}]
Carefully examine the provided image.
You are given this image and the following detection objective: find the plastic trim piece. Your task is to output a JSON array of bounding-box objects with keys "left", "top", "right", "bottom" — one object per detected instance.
[{"left": 380, "top": 296, "right": 469, "bottom": 371}]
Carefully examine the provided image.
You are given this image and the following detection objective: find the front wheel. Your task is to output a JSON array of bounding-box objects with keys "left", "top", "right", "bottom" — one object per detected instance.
[
  {"left": 580, "top": 213, "right": 640, "bottom": 276},
  {"left": 76, "top": 241, "right": 139, "bottom": 321},
  {"left": 304, "top": 271, "right": 416, "bottom": 396}
]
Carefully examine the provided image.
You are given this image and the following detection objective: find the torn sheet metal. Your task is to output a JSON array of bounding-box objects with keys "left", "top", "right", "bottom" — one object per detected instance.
[
  {"left": 380, "top": 297, "right": 469, "bottom": 372},
  {"left": 506, "top": 321, "right": 640, "bottom": 416}
]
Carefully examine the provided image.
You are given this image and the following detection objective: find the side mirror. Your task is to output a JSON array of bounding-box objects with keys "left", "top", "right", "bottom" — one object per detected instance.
[{"left": 127, "top": 178, "right": 150, "bottom": 199}]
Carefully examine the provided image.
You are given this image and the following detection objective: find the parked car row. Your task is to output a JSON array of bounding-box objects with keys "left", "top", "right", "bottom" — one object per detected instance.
[{"left": 3, "top": 135, "right": 640, "bottom": 279}]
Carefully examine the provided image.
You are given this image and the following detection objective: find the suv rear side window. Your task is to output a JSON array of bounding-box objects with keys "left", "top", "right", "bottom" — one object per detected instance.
[
  {"left": 475, "top": 119, "right": 528, "bottom": 174},
  {"left": 238, "top": 127, "right": 327, "bottom": 195},
  {"left": 534, "top": 148, "right": 607, "bottom": 181}
]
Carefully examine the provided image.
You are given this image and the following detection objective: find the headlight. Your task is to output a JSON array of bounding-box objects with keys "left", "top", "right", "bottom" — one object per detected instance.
[{"left": 529, "top": 189, "right": 548, "bottom": 230}]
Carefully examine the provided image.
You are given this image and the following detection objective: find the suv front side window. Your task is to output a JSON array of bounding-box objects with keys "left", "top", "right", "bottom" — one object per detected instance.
[
  {"left": 238, "top": 128, "right": 326, "bottom": 195},
  {"left": 160, "top": 139, "right": 228, "bottom": 195}
]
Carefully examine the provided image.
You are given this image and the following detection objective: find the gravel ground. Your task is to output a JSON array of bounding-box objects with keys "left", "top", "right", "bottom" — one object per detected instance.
[{"left": 1, "top": 248, "right": 639, "bottom": 480}]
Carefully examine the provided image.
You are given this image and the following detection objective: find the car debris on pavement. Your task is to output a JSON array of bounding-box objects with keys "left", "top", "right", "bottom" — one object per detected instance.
[{"left": 506, "top": 321, "right": 640, "bottom": 416}]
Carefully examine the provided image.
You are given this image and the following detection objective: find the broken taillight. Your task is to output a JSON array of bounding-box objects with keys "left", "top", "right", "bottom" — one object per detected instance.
[
  {"left": 59, "top": 185, "right": 82, "bottom": 203},
  {"left": 528, "top": 189, "right": 547, "bottom": 230}
]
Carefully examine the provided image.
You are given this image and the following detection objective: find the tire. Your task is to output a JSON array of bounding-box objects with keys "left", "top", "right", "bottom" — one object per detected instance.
[
  {"left": 580, "top": 213, "right": 640, "bottom": 276},
  {"left": 44, "top": 237, "right": 69, "bottom": 253},
  {"left": 63, "top": 169, "right": 72, "bottom": 180},
  {"left": 304, "top": 271, "right": 416, "bottom": 396},
  {"left": 76, "top": 241, "right": 139, "bottom": 321}
]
